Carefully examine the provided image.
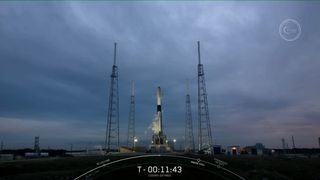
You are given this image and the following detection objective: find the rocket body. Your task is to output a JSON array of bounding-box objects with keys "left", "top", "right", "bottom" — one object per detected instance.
[
  {"left": 157, "top": 86, "right": 161, "bottom": 106},
  {"left": 151, "top": 86, "right": 168, "bottom": 146},
  {"left": 156, "top": 87, "right": 163, "bottom": 134}
]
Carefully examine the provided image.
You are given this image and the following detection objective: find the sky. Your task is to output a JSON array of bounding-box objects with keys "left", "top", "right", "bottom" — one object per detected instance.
[{"left": 0, "top": 1, "right": 320, "bottom": 150}]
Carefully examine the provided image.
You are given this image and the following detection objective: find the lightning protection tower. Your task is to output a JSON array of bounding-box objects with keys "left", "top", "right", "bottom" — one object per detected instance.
[
  {"left": 281, "top": 138, "right": 286, "bottom": 149},
  {"left": 105, "top": 43, "right": 120, "bottom": 152},
  {"left": 291, "top": 136, "right": 296, "bottom": 149},
  {"left": 197, "top": 41, "right": 213, "bottom": 153},
  {"left": 185, "top": 80, "right": 195, "bottom": 152},
  {"left": 34, "top": 136, "right": 40, "bottom": 156},
  {"left": 127, "top": 81, "right": 135, "bottom": 149}
]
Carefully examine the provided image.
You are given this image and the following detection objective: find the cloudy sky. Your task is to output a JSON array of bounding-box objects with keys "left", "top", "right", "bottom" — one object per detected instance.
[{"left": 0, "top": 1, "right": 320, "bottom": 150}]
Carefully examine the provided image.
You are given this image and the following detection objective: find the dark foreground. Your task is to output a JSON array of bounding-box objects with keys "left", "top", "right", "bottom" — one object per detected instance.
[{"left": 0, "top": 154, "right": 319, "bottom": 180}]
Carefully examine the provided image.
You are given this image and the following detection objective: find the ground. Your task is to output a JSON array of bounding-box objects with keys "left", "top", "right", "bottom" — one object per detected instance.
[{"left": 0, "top": 154, "right": 319, "bottom": 180}]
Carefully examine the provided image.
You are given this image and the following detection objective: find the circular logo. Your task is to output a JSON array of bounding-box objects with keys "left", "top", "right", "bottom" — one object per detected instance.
[{"left": 279, "top": 19, "right": 301, "bottom": 41}]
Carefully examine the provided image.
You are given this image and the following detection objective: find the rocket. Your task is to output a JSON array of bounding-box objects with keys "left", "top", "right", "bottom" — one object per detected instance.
[
  {"left": 151, "top": 86, "right": 167, "bottom": 146},
  {"left": 156, "top": 86, "right": 163, "bottom": 134}
]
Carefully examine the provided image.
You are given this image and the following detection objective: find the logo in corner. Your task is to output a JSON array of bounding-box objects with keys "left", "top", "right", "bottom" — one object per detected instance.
[{"left": 279, "top": 19, "right": 301, "bottom": 42}]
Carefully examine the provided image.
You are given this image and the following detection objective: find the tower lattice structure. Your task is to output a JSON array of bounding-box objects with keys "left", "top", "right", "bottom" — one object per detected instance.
[
  {"left": 127, "top": 81, "right": 135, "bottom": 149},
  {"left": 34, "top": 136, "right": 40, "bottom": 155},
  {"left": 197, "top": 41, "right": 213, "bottom": 152},
  {"left": 185, "top": 80, "right": 195, "bottom": 152},
  {"left": 105, "top": 43, "right": 119, "bottom": 152}
]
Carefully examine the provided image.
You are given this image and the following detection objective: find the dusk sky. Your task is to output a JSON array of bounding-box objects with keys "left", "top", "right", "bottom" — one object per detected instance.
[{"left": 0, "top": 1, "right": 320, "bottom": 150}]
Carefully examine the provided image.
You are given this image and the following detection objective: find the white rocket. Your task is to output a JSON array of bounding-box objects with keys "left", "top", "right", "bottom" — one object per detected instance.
[{"left": 156, "top": 86, "right": 163, "bottom": 134}]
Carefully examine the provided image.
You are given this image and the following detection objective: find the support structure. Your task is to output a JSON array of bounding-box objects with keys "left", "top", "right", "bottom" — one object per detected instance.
[
  {"left": 197, "top": 41, "right": 213, "bottom": 153},
  {"left": 127, "top": 81, "right": 136, "bottom": 149},
  {"left": 0, "top": 140, "right": 3, "bottom": 152},
  {"left": 185, "top": 80, "right": 195, "bottom": 152},
  {"left": 291, "top": 136, "right": 296, "bottom": 149},
  {"left": 105, "top": 43, "right": 120, "bottom": 152},
  {"left": 281, "top": 138, "right": 286, "bottom": 149},
  {"left": 34, "top": 136, "right": 40, "bottom": 156}
]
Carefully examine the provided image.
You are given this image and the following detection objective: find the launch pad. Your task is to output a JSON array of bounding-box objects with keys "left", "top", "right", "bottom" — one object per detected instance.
[
  {"left": 105, "top": 42, "right": 212, "bottom": 153},
  {"left": 149, "top": 87, "right": 171, "bottom": 153},
  {"left": 150, "top": 133, "right": 171, "bottom": 153}
]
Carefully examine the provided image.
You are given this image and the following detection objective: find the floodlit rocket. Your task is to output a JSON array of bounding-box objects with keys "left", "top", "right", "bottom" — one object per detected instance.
[{"left": 149, "top": 86, "right": 171, "bottom": 153}]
